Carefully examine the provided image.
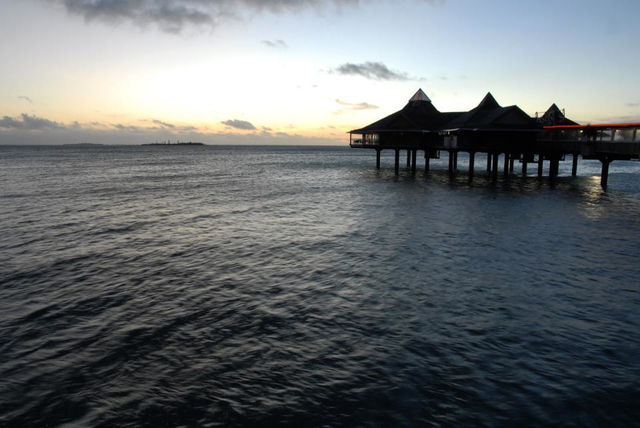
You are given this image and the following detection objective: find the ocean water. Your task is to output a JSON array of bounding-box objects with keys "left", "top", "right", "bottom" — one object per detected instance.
[{"left": 1, "top": 145, "right": 639, "bottom": 427}]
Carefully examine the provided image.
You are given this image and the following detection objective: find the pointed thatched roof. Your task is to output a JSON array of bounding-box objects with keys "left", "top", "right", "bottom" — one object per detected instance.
[
  {"left": 349, "top": 89, "right": 459, "bottom": 133},
  {"left": 408, "top": 88, "right": 431, "bottom": 102},
  {"left": 538, "top": 104, "right": 578, "bottom": 126},
  {"left": 476, "top": 92, "right": 500, "bottom": 109},
  {"left": 443, "top": 92, "right": 537, "bottom": 130}
]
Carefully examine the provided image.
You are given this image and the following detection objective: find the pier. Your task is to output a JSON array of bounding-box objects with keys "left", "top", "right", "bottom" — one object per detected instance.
[{"left": 350, "top": 90, "right": 640, "bottom": 187}]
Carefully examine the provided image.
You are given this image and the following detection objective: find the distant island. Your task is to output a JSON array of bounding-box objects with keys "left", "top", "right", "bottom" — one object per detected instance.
[
  {"left": 142, "top": 141, "right": 205, "bottom": 146},
  {"left": 63, "top": 143, "right": 104, "bottom": 146}
]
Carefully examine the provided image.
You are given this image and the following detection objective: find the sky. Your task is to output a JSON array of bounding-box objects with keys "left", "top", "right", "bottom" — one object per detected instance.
[{"left": 1, "top": 0, "right": 639, "bottom": 145}]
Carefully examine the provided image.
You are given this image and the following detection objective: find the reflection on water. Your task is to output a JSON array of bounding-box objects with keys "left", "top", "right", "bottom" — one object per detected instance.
[{"left": 1, "top": 145, "right": 639, "bottom": 427}]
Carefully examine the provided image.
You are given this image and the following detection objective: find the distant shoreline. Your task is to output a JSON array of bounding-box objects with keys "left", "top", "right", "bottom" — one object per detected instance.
[{"left": 141, "top": 142, "right": 205, "bottom": 146}]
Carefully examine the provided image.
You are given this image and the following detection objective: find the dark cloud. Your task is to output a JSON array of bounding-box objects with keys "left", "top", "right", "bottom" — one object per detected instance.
[
  {"left": 50, "top": 1, "right": 444, "bottom": 34},
  {"left": 334, "top": 61, "right": 409, "bottom": 81},
  {"left": 17, "top": 96, "right": 33, "bottom": 104},
  {"left": 0, "top": 113, "right": 64, "bottom": 130},
  {"left": 60, "top": 0, "right": 213, "bottom": 34},
  {"left": 151, "top": 119, "right": 176, "bottom": 128},
  {"left": 141, "top": 119, "right": 197, "bottom": 131},
  {"left": 51, "top": 0, "right": 351, "bottom": 33},
  {"left": 221, "top": 119, "right": 256, "bottom": 130},
  {"left": 262, "top": 39, "right": 287, "bottom": 48},
  {"left": 113, "top": 123, "right": 142, "bottom": 132},
  {"left": 335, "top": 99, "right": 378, "bottom": 110}
]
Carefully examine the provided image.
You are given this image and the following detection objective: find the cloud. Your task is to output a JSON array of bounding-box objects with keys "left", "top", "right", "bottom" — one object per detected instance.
[
  {"left": 58, "top": 0, "right": 213, "bottom": 34},
  {"left": 17, "top": 96, "right": 33, "bottom": 104},
  {"left": 221, "top": 119, "right": 256, "bottom": 130},
  {"left": 113, "top": 123, "right": 142, "bottom": 132},
  {"left": 626, "top": 102, "right": 639, "bottom": 108},
  {"left": 151, "top": 119, "right": 175, "bottom": 128},
  {"left": 50, "top": 1, "right": 444, "bottom": 34},
  {"left": 49, "top": 0, "right": 351, "bottom": 34},
  {"left": 333, "top": 61, "right": 410, "bottom": 81},
  {"left": 0, "top": 114, "right": 64, "bottom": 130},
  {"left": 262, "top": 39, "right": 287, "bottom": 48},
  {"left": 335, "top": 99, "right": 378, "bottom": 110},
  {"left": 140, "top": 118, "right": 197, "bottom": 131}
]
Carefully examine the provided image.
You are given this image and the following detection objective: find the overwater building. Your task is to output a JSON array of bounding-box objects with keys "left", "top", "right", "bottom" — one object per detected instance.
[{"left": 349, "top": 89, "right": 640, "bottom": 186}]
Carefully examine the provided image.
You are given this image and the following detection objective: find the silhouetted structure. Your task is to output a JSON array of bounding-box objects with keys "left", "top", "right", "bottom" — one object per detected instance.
[
  {"left": 350, "top": 89, "right": 640, "bottom": 187},
  {"left": 537, "top": 104, "right": 578, "bottom": 126}
]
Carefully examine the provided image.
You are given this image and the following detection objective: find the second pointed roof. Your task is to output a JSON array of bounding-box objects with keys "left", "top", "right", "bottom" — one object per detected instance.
[{"left": 444, "top": 92, "right": 536, "bottom": 129}]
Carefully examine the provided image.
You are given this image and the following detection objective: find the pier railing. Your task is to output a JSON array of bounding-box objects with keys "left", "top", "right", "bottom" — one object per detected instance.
[
  {"left": 541, "top": 124, "right": 640, "bottom": 159},
  {"left": 349, "top": 133, "right": 380, "bottom": 148}
]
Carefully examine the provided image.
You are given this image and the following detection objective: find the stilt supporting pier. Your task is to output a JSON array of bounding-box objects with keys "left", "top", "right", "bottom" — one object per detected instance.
[
  {"left": 448, "top": 151, "right": 454, "bottom": 174},
  {"left": 509, "top": 157, "right": 515, "bottom": 173},
  {"left": 469, "top": 152, "right": 475, "bottom": 178},
  {"left": 522, "top": 160, "right": 528, "bottom": 177},
  {"left": 411, "top": 149, "right": 417, "bottom": 174},
  {"left": 406, "top": 150, "right": 411, "bottom": 168},
  {"left": 503, "top": 153, "right": 509, "bottom": 177},
  {"left": 492, "top": 152, "right": 499, "bottom": 180},
  {"left": 538, "top": 156, "right": 544, "bottom": 178},
  {"left": 376, "top": 149, "right": 381, "bottom": 169},
  {"left": 487, "top": 153, "right": 492, "bottom": 171},
  {"left": 394, "top": 149, "right": 400, "bottom": 175},
  {"left": 600, "top": 157, "right": 611, "bottom": 188},
  {"left": 453, "top": 151, "right": 458, "bottom": 171},
  {"left": 425, "top": 151, "right": 430, "bottom": 172},
  {"left": 572, "top": 153, "right": 578, "bottom": 177},
  {"left": 549, "top": 159, "right": 559, "bottom": 178}
]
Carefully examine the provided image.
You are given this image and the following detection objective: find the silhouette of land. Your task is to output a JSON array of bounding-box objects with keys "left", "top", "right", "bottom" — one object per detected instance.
[{"left": 142, "top": 142, "right": 205, "bottom": 146}]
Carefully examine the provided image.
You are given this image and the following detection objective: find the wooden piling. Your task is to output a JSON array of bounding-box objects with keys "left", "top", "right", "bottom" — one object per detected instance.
[
  {"left": 406, "top": 150, "right": 411, "bottom": 168},
  {"left": 492, "top": 152, "right": 499, "bottom": 180},
  {"left": 522, "top": 160, "right": 528, "bottom": 177},
  {"left": 469, "top": 152, "right": 475, "bottom": 178},
  {"left": 376, "top": 149, "right": 381, "bottom": 169},
  {"left": 411, "top": 149, "right": 417, "bottom": 174},
  {"left": 487, "top": 153, "right": 492, "bottom": 171},
  {"left": 503, "top": 153, "right": 509, "bottom": 177},
  {"left": 448, "top": 150, "right": 453, "bottom": 174},
  {"left": 600, "top": 157, "right": 611, "bottom": 188},
  {"left": 425, "top": 151, "right": 430, "bottom": 172},
  {"left": 453, "top": 151, "right": 458, "bottom": 171},
  {"left": 538, "top": 156, "right": 544, "bottom": 178},
  {"left": 395, "top": 148, "right": 400, "bottom": 175},
  {"left": 572, "top": 153, "right": 578, "bottom": 177},
  {"left": 550, "top": 159, "right": 559, "bottom": 178}
]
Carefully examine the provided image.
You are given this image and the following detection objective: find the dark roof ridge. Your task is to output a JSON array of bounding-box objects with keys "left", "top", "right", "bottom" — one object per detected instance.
[{"left": 475, "top": 92, "right": 500, "bottom": 110}]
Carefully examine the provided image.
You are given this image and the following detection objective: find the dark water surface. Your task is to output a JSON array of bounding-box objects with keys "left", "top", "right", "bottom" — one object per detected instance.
[{"left": 1, "top": 145, "right": 639, "bottom": 427}]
